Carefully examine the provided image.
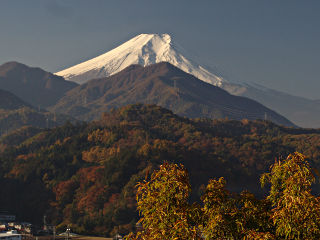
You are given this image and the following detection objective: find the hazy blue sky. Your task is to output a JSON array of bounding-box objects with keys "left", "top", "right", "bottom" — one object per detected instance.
[{"left": 1, "top": 0, "right": 319, "bottom": 99}]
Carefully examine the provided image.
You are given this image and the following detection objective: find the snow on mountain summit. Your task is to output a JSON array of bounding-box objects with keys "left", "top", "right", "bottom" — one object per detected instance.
[{"left": 55, "top": 33, "right": 224, "bottom": 85}]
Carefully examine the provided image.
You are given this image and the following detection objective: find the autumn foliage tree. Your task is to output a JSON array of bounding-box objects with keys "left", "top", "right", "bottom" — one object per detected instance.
[
  {"left": 261, "top": 152, "right": 320, "bottom": 239},
  {"left": 125, "top": 163, "right": 201, "bottom": 240},
  {"left": 201, "top": 179, "right": 274, "bottom": 240},
  {"left": 201, "top": 177, "right": 239, "bottom": 239},
  {"left": 126, "top": 152, "right": 320, "bottom": 239}
]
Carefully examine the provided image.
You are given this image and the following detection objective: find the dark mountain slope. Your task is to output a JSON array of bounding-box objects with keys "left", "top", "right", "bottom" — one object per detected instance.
[
  {"left": 0, "top": 62, "right": 78, "bottom": 108},
  {"left": 50, "top": 62, "right": 294, "bottom": 127}
]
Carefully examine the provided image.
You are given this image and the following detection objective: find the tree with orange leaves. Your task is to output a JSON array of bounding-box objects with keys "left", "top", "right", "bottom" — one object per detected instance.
[{"left": 261, "top": 152, "right": 320, "bottom": 239}]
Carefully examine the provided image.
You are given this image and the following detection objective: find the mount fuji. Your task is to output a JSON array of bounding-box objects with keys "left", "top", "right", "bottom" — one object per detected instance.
[
  {"left": 55, "top": 33, "right": 224, "bottom": 86},
  {"left": 56, "top": 33, "right": 320, "bottom": 128}
]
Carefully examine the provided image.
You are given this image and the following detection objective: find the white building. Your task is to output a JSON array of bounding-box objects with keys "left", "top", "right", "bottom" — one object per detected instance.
[{"left": 0, "top": 230, "right": 21, "bottom": 240}]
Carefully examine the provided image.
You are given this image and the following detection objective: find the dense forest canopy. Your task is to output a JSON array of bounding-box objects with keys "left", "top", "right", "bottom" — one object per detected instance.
[{"left": 1, "top": 104, "right": 320, "bottom": 237}]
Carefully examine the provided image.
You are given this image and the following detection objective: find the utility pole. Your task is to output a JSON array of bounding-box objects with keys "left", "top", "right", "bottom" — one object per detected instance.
[{"left": 53, "top": 226, "right": 56, "bottom": 240}]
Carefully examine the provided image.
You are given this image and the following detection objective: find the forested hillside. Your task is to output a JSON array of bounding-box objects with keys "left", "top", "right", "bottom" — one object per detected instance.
[
  {"left": 0, "top": 104, "right": 320, "bottom": 236},
  {"left": 0, "top": 89, "right": 75, "bottom": 137}
]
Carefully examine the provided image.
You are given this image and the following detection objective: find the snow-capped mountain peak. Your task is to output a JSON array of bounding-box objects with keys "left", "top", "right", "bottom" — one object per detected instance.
[{"left": 55, "top": 33, "right": 224, "bottom": 85}]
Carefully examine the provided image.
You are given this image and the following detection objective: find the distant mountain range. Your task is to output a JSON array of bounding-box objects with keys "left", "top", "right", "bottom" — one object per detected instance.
[
  {"left": 55, "top": 33, "right": 320, "bottom": 128},
  {"left": 232, "top": 83, "right": 320, "bottom": 128},
  {"left": 50, "top": 62, "right": 294, "bottom": 127},
  {"left": 0, "top": 62, "right": 78, "bottom": 108}
]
